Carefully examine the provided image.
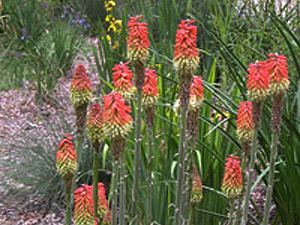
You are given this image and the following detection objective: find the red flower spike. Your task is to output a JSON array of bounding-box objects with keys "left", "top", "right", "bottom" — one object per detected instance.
[
  {"left": 142, "top": 68, "right": 158, "bottom": 107},
  {"left": 56, "top": 136, "right": 78, "bottom": 181},
  {"left": 112, "top": 62, "right": 134, "bottom": 102},
  {"left": 236, "top": 101, "right": 254, "bottom": 143},
  {"left": 127, "top": 15, "right": 149, "bottom": 63},
  {"left": 70, "top": 65, "right": 92, "bottom": 109},
  {"left": 74, "top": 185, "right": 95, "bottom": 225},
  {"left": 97, "top": 183, "right": 109, "bottom": 219},
  {"left": 173, "top": 20, "right": 199, "bottom": 77},
  {"left": 189, "top": 76, "right": 204, "bottom": 111},
  {"left": 246, "top": 61, "right": 270, "bottom": 103},
  {"left": 221, "top": 155, "right": 242, "bottom": 199},
  {"left": 87, "top": 103, "right": 104, "bottom": 146},
  {"left": 103, "top": 92, "right": 132, "bottom": 138},
  {"left": 191, "top": 164, "right": 203, "bottom": 204},
  {"left": 266, "top": 53, "right": 289, "bottom": 95}
]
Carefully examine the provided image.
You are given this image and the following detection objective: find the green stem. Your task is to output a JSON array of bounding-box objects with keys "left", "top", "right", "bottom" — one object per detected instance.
[
  {"left": 189, "top": 204, "right": 196, "bottom": 225},
  {"left": 262, "top": 131, "right": 279, "bottom": 225},
  {"left": 75, "top": 133, "right": 83, "bottom": 170},
  {"left": 146, "top": 126, "right": 154, "bottom": 225},
  {"left": 229, "top": 198, "right": 235, "bottom": 225},
  {"left": 64, "top": 182, "right": 72, "bottom": 225},
  {"left": 93, "top": 147, "right": 99, "bottom": 220},
  {"left": 112, "top": 160, "right": 119, "bottom": 225},
  {"left": 120, "top": 147, "right": 127, "bottom": 225},
  {"left": 175, "top": 101, "right": 188, "bottom": 225},
  {"left": 235, "top": 151, "right": 247, "bottom": 225},
  {"left": 133, "top": 88, "right": 143, "bottom": 224},
  {"left": 241, "top": 126, "right": 259, "bottom": 225}
]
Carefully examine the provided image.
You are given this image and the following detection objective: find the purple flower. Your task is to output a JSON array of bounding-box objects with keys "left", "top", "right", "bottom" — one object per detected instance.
[{"left": 41, "top": 3, "right": 48, "bottom": 8}]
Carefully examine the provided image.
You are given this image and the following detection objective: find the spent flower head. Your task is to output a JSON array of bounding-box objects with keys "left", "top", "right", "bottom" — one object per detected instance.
[
  {"left": 191, "top": 164, "right": 203, "bottom": 204},
  {"left": 266, "top": 53, "right": 289, "bottom": 96},
  {"left": 221, "top": 155, "right": 242, "bottom": 199}
]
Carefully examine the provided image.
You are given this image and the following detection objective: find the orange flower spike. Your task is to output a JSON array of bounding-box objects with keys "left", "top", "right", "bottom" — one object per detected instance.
[
  {"left": 246, "top": 61, "right": 270, "bottom": 103},
  {"left": 236, "top": 101, "right": 254, "bottom": 143},
  {"left": 174, "top": 20, "right": 199, "bottom": 77},
  {"left": 70, "top": 65, "right": 92, "bottom": 109},
  {"left": 142, "top": 68, "right": 158, "bottom": 107},
  {"left": 103, "top": 92, "right": 132, "bottom": 139},
  {"left": 127, "top": 15, "right": 149, "bottom": 63},
  {"left": 191, "top": 164, "right": 203, "bottom": 204},
  {"left": 56, "top": 135, "right": 78, "bottom": 181},
  {"left": 189, "top": 76, "right": 204, "bottom": 111},
  {"left": 221, "top": 155, "right": 243, "bottom": 199},
  {"left": 97, "top": 183, "right": 109, "bottom": 219},
  {"left": 74, "top": 185, "right": 95, "bottom": 225},
  {"left": 87, "top": 103, "right": 104, "bottom": 145},
  {"left": 112, "top": 62, "right": 134, "bottom": 102},
  {"left": 266, "top": 53, "right": 289, "bottom": 95}
]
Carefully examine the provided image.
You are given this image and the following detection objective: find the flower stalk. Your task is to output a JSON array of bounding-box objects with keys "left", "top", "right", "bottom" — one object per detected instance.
[
  {"left": 262, "top": 53, "right": 289, "bottom": 225},
  {"left": 242, "top": 61, "right": 269, "bottom": 225},
  {"left": 127, "top": 15, "right": 149, "bottom": 224}
]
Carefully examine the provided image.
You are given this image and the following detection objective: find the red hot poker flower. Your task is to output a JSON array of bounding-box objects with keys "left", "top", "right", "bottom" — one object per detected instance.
[
  {"left": 246, "top": 61, "right": 270, "bottom": 103},
  {"left": 87, "top": 103, "right": 103, "bottom": 146},
  {"left": 236, "top": 101, "right": 254, "bottom": 144},
  {"left": 221, "top": 155, "right": 242, "bottom": 199},
  {"left": 112, "top": 62, "right": 134, "bottom": 102},
  {"left": 189, "top": 76, "right": 204, "bottom": 111},
  {"left": 102, "top": 210, "right": 111, "bottom": 225},
  {"left": 70, "top": 65, "right": 92, "bottom": 108},
  {"left": 97, "top": 183, "right": 109, "bottom": 219},
  {"left": 142, "top": 68, "right": 158, "bottom": 107},
  {"left": 103, "top": 92, "right": 132, "bottom": 139},
  {"left": 56, "top": 135, "right": 78, "bottom": 181},
  {"left": 266, "top": 53, "right": 289, "bottom": 95},
  {"left": 174, "top": 20, "right": 199, "bottom": 77},
  {"left": 74, "top": 185, "right": 95, "bottom": 225},
  {"left": 127, "top": 15, "right": 149, "bottom": 63}
]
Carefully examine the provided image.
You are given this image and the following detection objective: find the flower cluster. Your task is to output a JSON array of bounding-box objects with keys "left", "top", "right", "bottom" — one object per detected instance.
[
  {"left": 70, "top": 65, "right": 92, "bottom": 109},
  {"left": 142, "top": 68, "right": 158, "bottom": 107},
  {"left": 127, "top": 15, "right": 149, "bottom": 63},
  {"left": 112, "top": 62, "right": 134, "bottom": 102},
  {"left": 103, "top": 92, "right": 132, "bottom": 139},
  {"left": 266, "top": 53, "right": 289, "bottom": 96},
  {"left": 74, "top": 183, "right": 109, "bottom": 225},
  {"left": 87, "top": 103, "right": 104, "bottom": 147},
  {"left": 189, "top": 76, "right": 204, "bottom": 111},
  {"left": 221, "top": 155, "right": 242, "bottom": 199},
  {"left": 236, "top": 101, "right": 254, "bottom": 144},
  {"left": 191, "top": 164, "right": 203, "bottom": 204},
  {"left": 174, "top": 20, "right": 199, "bottom": 78},
  {"left": 246, "top": 61, "right": 270, "bottom": 103},
  {"left": 56, "top": 134, "right": 78, "bottom": 181}
]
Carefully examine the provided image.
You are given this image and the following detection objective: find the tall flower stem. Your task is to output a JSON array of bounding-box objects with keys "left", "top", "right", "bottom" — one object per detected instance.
[
  {"left": 93, "top": 145, "right": 100, "bottom": 220},
  {"left": 64, "top": 182, "right": 72, "bottom": 225},
  {"left": 175, "top": 100, "right": 189, "bottom": 225},
  {"left": 241, "top": 124, "right": 259, "bottom": 225},
  {"left": 146, "top": 125, "right": 154, "bottom": 224},
  {"left": 120, "top": 144, "right": 127, "bottom": 225},
  {"left": 235, "top": 151, "right": 247, "bottom": 225},
  {"left": 133, "top": 87, "right": 143, "bottom": 224},
  {"left": 229, "top": 198, "right": 235, "bottom": 225},
  {"left": 112, "top": 160, "right": 119, "bottom": 225},
  {"left": 189, "top": 204, "right": 196, "bottom": 225},
  {"left": 262, "top": 129, "right": 279, "bottom": 225}
]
